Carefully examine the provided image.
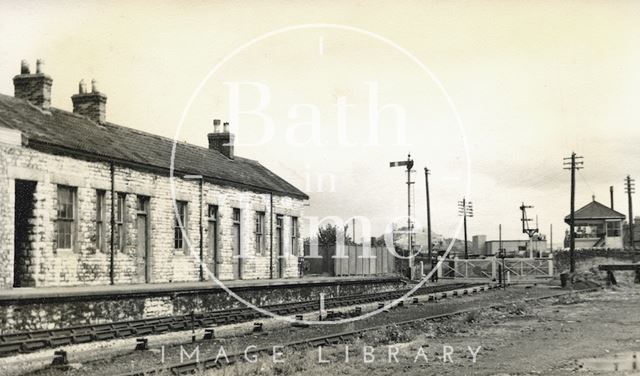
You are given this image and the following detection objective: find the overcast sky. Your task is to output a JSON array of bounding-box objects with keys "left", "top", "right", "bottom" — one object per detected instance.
[{"left": 1, "top": 0, "right": 639, "bottom": 247}]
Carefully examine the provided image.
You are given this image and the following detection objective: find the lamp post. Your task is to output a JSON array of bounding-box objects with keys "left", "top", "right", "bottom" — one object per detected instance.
[{"left": 184, "top": 174, "right": 204, "bottom": 282}]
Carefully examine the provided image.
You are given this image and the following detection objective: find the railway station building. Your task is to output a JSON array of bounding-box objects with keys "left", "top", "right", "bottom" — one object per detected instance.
[{"left": 0, "top": 60, "right": 308, "bottom": 289}]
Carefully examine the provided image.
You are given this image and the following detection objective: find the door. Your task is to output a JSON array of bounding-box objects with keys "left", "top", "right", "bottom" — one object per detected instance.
[
  {"left": 232, "top": 208, "right": 241, "bottom": 279},
  {"left": 136, "top": 197, "right": 150, "bottom": 283},
  {"left": 276, "top": 215, "right": 284, "bottom": 278},
  {"left": 14, "top": 180, "right": 37, "bottom": 288}
]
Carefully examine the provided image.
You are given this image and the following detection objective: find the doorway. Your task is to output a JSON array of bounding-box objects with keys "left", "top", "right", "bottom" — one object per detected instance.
[
  {"left": 232, "top": 208, "right": 241, "bottom": 279},
  {"left": 14, "top": 180, "right": 36, "bottom": 288},
  {"left": 276, "top": 215, "right": 284, "bottom": 278},
  {"left": 207, "top": 205, "right": 219, "bottom": 278}
]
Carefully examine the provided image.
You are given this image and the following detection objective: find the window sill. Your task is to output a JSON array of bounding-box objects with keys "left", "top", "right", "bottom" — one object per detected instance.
[{"left": 55, "top": 248, "right": 76, "bottom": 255}]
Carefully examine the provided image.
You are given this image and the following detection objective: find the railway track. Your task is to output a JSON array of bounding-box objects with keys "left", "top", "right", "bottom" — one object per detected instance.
[
  {"left": 0, "top": 282, "right": 480, "bottom": 357},
  {"left": 122, "top": 286, "right": 597, "bottom": 376}
]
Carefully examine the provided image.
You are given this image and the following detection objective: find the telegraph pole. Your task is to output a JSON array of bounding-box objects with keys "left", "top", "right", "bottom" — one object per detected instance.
[
  {"left": 458, "top": 198, "right": 473, "bottom": 259},
  {"left": 499, "top": 223, "right": 502, "bottom": 257},
  {"left": 407, "top": 166, "right": 412, "bottom": 257},
  {"left": 424, "top": 167, "right": 432, "bottom": 266},
  {"left": 563, "top": 152, "right": 583, "bottom": 273},
  {"left": 625, "top": 175, "right": 635, "bottom": 250}
]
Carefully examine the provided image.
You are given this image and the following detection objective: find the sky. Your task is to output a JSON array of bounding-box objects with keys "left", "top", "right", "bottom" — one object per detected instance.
[{"left": 1, "top": 0, "right": 639, "bottom": 247}]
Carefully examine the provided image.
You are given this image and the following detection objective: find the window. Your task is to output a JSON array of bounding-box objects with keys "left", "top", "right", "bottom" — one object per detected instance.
[
  {"left": 115, "top": 193, "right": 126, "bottom": 251},
  {"left": 96, "top": 190, "right": 106, "bottom": 252},
  {"left": 56, "top": 186, "right": 76, "bottom": 250},
  {"left": 291, "top": 216, "right": 299, "bottom": 256},
  {"left": 208, "top": 205, "right": 218, "bottom": 220},
  {"left": 175, "top": 201, "right": 188, "bottom": 252},
  {"left": 607, "top": 221, "right": 621, "bottom": 237},
  {"left": 137, "top": 196, "right": 149, "bottom": 212},
  {"left": 255, "top": 211, "right": 265, "bottom": 255}
]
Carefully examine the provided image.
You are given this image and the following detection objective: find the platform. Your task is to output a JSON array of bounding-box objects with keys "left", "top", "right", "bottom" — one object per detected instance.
[
  {"left": 0, "top": 275, "right": 404, "bottom": 303},
  {"left": 0, "top": 275, "right": 406, "bottom": 332}
]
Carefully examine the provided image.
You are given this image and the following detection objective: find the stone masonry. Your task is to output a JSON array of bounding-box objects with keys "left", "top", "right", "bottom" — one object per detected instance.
[
  {"left": 0, "top": 141, "right": 304, "bottom": 288},
  {"left": 0, "top": 59, "right": 308, "bottom": 289}
]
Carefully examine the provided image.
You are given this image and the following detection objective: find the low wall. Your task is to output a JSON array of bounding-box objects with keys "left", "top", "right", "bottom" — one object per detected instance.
[
  {"left": 554, "top": 249, "right": 637, "bottom": 274},
  {"left": 0, "top": 276, "right": 404, "bottom": 333}
]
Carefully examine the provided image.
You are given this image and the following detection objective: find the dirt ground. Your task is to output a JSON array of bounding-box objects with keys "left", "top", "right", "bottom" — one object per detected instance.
[{"left": 217, "top": 286, "right": 640, "bottom": 376}]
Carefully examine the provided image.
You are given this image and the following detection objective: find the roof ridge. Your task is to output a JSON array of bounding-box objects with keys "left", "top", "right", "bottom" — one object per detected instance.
[{"left": 0, "top": 92, "right": 307, "bottom": 199}]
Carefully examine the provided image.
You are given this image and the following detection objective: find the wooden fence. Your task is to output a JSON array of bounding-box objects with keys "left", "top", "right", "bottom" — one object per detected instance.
[{"left": 303, "top": 245, "right": 397, "bottom": 276}]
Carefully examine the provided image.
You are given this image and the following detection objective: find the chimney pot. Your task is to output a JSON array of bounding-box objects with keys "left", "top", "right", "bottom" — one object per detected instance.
[
  {"left": 13, "top": 58, "right": 52, "bottom": 109},
  {"left": 207, "top": 121, "right": 234, "bottom": 159},
  {"left": 72, "top": 80, "right": 107, "bottom": 123},
  {"left": 20, "top": 60, "right": 30, "bottom": 74},
  {"left": 36, "top": 59, "right": 43, "bottom": 74}
]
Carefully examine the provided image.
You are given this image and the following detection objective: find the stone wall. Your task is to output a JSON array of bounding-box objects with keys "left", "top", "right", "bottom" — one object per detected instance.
[
  {"left": 0, "top": 278, "right": 404, "bottom": 333},
  {"left": 0, "top": 141, "right": 305, "bottom": 288}
]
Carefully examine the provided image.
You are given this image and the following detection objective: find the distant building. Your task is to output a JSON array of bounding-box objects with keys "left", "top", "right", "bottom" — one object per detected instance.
[
  {"left": 564, "top": 199, "right": 625, "bottom": 249},
  {"left": 484, "top": 238, "right": 548, "bottom": 257},
  {"left": 472, "top": 235, "right": 486, "bottom": 254}
]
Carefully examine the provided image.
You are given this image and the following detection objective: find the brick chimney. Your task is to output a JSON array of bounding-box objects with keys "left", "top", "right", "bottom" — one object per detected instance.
[
  {"left": 207, "top": 119, "right": 235, "bottom": 159},
  {"left": 71, "top": 79, "right": 107, "bottom": 123},
  {"left": 13, "top": 59, "right": 53, "bottom": 110}
]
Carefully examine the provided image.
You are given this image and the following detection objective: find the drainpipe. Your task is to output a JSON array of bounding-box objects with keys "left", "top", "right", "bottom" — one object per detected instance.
[
  {"left": 270, "top": 192, "right": 274, "bottom": 279},
  {"left": 110, "top": 162, "right": 115, "bottom": 285}
]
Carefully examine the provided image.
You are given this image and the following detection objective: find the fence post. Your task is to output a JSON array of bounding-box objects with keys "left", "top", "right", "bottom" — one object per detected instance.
[
  {"left": 437, "top": 256, "right": 443, "bottom": 279},
  {"left": 420, "top": 261, "right": 424, "bottom": 279},
  {"left": 454, "top": 257, "right": 459, "bottom": 279},
  {"left": 548, "top": 257, "right": 554, "bottom": 276}
]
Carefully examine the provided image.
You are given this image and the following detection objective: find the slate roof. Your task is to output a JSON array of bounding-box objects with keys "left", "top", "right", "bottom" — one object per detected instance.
[
  {"left": 0, "top": 93, "right": 308, "bottom": 199},
  {"left": 564, "top": 200, "right": 625, "bottom": 223}
]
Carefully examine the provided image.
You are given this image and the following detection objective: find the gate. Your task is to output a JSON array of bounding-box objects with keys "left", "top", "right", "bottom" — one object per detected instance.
[
  {"left": 502, "top": 258, "right": 553, "bottom": 278},
  {"left": 437, "top": 256, "right": 554, "bottom": 280}
]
